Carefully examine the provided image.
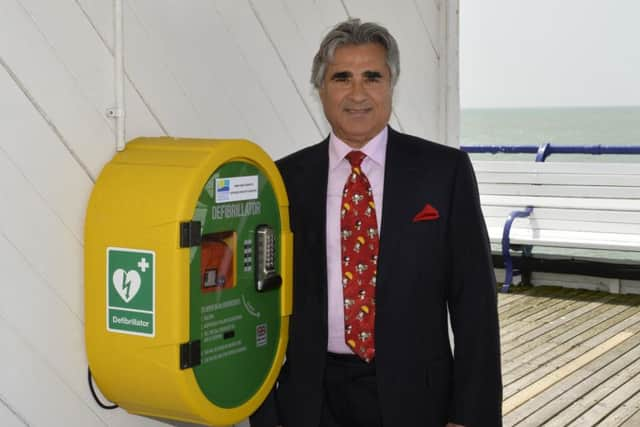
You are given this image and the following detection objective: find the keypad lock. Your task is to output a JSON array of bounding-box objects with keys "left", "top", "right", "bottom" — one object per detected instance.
[{"left": 255, "top": 225, "right": 282, "bottom": 292}]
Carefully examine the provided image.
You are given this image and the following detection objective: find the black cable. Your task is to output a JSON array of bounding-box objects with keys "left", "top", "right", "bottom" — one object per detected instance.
[{"left": 88, "top": 367, "right": 118, "bottom": 410}]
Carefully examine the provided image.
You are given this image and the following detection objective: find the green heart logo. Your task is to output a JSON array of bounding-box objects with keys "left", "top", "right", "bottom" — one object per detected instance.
[{"left": 112, "top": 268, "right": 142, "bottom": 303}]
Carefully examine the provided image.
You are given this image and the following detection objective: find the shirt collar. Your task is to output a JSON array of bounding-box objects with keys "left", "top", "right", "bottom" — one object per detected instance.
[{"left": 328, "top": 126, "right": 388, "bottom": 171}]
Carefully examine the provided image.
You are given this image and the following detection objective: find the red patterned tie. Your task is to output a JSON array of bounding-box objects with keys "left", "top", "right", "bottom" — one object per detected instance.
[{"left": 341, "top": 151, "right": 378, "bottom": 362}]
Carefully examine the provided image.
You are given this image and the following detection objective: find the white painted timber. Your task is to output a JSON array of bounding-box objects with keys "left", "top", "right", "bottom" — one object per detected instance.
[
  {"left": 0, "top": 0, "right": 114, "bottom": 178},
  {"left": 487, "top": 227, "right": 640, "bottom": 251},
  {"left": 0, "top": 66, "right": 93, "bottom": 241},
  {"left": 478, "top": 172, "right": 640, "bottom": 187},
  {"left": 415, "top": 0, "right": 442, "bottom": 60},
  {"left": 440, "top": 0, "right": 460, "bottom": 147},
  {"left": 621, "top": 279, "right": 640, "bottom": 295},
  {"left": 281, "top": 0, "right": 347, "bottom": 41},
  {"left": 213, "top": 0, "right": 325, "bottom": 158},
  {"left": 481, "top": 195, "right": 640, "bottom": 211},
  {"left": 15, "top": 0, "right": 163, "bottom": 142},
  {"left": 486, "top": 220, "right": 640, "bottom": 237},
  {"left": 345, "top": 0, "right": 441, "bottom": 141},
  {"left": 482, "top": 206, "right": 640, "bottom": 225},
  {"left": 0, "top": 399, "right": 26, "bottom": 427},
  {"left": 0, "top": 318, "right": 104, "bottom": 427},
  {"left": 0, "top": 235, "right": 89, "bottom": 408},
  {"left": 474, "top": 160, "right": 640, "bottom": 175},
  {"left": 248, "top": 0, "right": 334, "bottom": 140},
  {"left": 130, "top": 0, "right": 292, "bottom": 147},
  {"left": 0, "top": 153, "right": 84, "bottom": 318},
  {"left": 478, "top": 183, "right": 640, "bottom": 199},
  {"left": 79, "top": 0, "right": 209, "bottom": 138},
  {"left": 530, "top": 272, "right": 624, "bottom": 294}
]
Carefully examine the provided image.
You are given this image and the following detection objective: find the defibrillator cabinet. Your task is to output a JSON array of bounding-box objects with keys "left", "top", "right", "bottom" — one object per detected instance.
[{"left": 84, "top": 138, "right": 292, "bottom": 426}]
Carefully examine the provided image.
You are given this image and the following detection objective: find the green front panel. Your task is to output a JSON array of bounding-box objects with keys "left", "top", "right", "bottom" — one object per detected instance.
[{"left": 190, "top": 161, "right": 281, "bottom": 408}]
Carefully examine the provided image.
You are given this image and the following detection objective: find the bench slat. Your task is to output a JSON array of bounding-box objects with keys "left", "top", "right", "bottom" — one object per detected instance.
[
  {"left": 486, "top": 227, "right": 640, "bottom": 252},
  {"left": 484, "top": 219, "right": 640, "bottom": 236},
  {"left": 476, "top": 172, "right": 640, "bottom": 187},
  {"left": 478, "top": 184, "right": 640, "bottom": 200},
  {"left": 480, "top": 195, "right": 640, "bottom": 211},
  {"left": 481, "top": 207, "right": 640, "bottom": 225},
  {"left": 473, "top": 160, "right": 640, "bottom": 175}
]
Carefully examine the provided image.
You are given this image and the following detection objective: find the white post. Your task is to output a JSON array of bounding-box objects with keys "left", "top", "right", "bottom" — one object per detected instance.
[
  {"left": 114, "top": 0, "right": 126, "bottom": 151},
  {"left": 439, "top": 0, "right": 460, "bottom": 148}
]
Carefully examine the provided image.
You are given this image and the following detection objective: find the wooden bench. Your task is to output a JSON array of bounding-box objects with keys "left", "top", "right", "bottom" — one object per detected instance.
[{"left": 471, "top": 159, "right": 640, "bottom": 292}]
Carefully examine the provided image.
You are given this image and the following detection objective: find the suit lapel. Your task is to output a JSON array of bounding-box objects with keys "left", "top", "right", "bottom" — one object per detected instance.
[
  {"left": 301, "top": 139, "right": 330, "bottom": 322},
  {"left": 377, "top": 128, "right": 417, "bottom": 298}
]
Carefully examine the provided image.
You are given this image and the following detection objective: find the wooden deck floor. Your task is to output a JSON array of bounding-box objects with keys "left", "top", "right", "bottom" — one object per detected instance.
[{"left": 500, "top": 286, "right": 640, "bottom": 426}]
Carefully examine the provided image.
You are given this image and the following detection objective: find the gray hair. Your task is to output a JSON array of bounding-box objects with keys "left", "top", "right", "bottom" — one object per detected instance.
[{"left": 311, "top": 19, "right": 400, "bottom": 89}]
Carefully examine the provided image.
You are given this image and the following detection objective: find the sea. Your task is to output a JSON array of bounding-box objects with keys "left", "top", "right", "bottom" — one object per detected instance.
[
  {"left": 461, "top": 106, "right": 640, "bottom": 162},
  {"left": 461, "top": 105, "right": 640, "bottom": 262}
]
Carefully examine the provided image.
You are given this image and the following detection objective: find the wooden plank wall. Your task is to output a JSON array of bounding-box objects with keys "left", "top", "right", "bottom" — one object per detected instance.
[{"left": 0, "top": 1, "right": 455, "bottom": 426}]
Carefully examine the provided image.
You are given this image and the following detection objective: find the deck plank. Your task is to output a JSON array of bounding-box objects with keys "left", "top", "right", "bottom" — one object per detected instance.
[
  {"left": 499, "top": 286, "right": 640, "bottom": 427},
  {"left": 500, "top": 293, "right": 621, "bottom": 352},
  {"left": 502, "top": 301, "right": 633, "bottom": 370},
  {"left": 504, "top": 308, "right": 640, "bottom": 398},
  {"left": 598, "top": 387, "right": 640, "bottom": 427},
  {"left": 501, "top": 288, "right": 584, "bottom": 324},
  {"left": 619, "top": 408, "right": 640, "bottom": 426},
  {"left": 504, "top": 329, "right": 640, "bottom": 425},
  {"left": 562, "top": 366, "right": 640, "bottom": 426},
  {"left": 499, "top": 290, "right": 604, "bottom": 344}
]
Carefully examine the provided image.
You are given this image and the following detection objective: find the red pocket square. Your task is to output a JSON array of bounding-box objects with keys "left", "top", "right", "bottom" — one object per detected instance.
[{"left": 413, "top": 203, "right": 440, "bottom": 222}]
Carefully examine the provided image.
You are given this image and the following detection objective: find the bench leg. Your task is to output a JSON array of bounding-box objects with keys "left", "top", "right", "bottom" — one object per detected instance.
[
  {"left": 501, "top": 207, "right": 534, "bottom": 293},
  {"left": 502, "top": 246, "right": 515, "bottom": 293},
  {"left": 521, "top": 245, "right": 533, "bottom": 286}
]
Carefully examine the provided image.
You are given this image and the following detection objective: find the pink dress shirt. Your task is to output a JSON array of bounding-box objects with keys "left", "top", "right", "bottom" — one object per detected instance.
[{"left": 326, "top": 127, "right": 388, "bottom": 354}]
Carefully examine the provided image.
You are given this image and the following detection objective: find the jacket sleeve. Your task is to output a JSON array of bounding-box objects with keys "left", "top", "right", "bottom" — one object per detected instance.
[
  {"left": 447, "top": 152, "right": 503, "bottom": 426},
  {"left": 249, "top": 386, "right": 279, "bottom": 427}
]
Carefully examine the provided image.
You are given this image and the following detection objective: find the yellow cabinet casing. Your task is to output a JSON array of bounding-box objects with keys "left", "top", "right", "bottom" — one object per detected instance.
[{"left": 85, "top": 138, "right": 292, "bottom": 426}]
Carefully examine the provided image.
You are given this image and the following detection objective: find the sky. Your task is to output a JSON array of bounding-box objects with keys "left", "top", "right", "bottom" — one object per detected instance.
[{"left": 460, "top": 0, "right": 640, "bottom": 109}]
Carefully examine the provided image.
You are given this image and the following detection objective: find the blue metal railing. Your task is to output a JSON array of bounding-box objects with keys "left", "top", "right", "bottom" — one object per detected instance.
[
  {"left": 461, "top": 143, "right": 640, "bottom": 292},
  {"left": 461, "top": 143, "right": 640, "bottom": 162}
]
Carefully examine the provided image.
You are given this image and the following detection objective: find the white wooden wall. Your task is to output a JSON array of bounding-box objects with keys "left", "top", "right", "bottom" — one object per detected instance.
[{"left": 0, "top": 1, "right": 458, "bottom": 426}]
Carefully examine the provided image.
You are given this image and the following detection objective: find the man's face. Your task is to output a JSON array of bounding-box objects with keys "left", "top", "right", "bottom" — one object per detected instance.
[{"left": 319, "top": 43, "right": 393, "bottom": 149}]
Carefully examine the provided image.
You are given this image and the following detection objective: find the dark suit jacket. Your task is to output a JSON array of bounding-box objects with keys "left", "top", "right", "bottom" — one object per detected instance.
[{"left": 252, "top": 127, "right": 502, "bottom": 426}]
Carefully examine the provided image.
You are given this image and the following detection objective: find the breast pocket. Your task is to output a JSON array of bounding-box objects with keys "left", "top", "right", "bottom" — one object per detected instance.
[{"left": 389, "top": 220, "right": 444, "bottom": 273}]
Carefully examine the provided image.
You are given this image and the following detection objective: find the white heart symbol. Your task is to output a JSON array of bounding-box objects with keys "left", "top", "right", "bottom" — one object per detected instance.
[{"left": 113, "top": 269, "right": 142, "bottom": 303}]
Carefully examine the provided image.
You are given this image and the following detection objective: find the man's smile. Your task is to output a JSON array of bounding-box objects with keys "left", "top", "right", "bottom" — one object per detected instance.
[{"left": 344, "top": 107, "right": 373, "bottom": 114}]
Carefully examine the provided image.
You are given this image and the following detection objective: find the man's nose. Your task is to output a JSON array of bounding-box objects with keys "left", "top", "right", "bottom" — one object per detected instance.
[{"left": 348, "top": 79, "right": 367, "bottom": 101}]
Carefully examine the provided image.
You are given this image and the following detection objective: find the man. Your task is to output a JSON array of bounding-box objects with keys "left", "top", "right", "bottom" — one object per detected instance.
[{"left": 252, "top": 18, "right": 502, "bottom": 427}]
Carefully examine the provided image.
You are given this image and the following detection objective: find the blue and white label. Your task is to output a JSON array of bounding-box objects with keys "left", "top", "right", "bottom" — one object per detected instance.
[{"left": 215, "top": 175, "right": 258, "bottom": 203}]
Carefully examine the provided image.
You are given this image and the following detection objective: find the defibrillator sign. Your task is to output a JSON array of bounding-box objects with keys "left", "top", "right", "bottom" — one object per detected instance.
[{"left": 107, "top": 247, "right": 155, "bottom": 336}]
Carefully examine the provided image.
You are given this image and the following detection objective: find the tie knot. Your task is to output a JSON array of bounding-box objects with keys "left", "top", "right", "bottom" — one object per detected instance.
[{"left": 345, "top": 151, "right": 366, "bottom": 168}]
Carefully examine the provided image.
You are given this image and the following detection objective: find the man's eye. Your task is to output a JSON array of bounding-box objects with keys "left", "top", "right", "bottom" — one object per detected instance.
[
  {"left": 364, "top": 72, "right": 383, "bottom": 83},
  {"left": 331, "top": 72, "right": 351, "bottom": 83}
]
